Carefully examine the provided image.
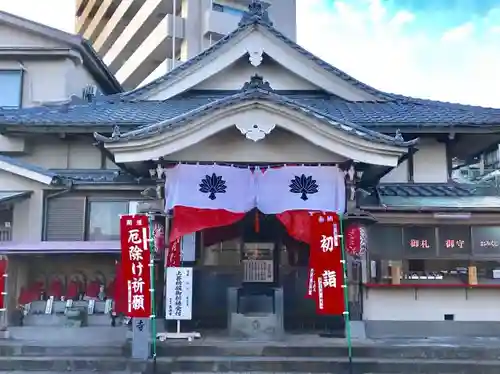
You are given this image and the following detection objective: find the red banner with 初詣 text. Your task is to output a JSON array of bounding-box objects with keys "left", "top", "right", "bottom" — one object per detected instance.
[
  {"left": 310, "top": 213, "right": 345, "bottom": 315},
  {"left": 120, "top": 214, "right": 152, "bottom": 318}
]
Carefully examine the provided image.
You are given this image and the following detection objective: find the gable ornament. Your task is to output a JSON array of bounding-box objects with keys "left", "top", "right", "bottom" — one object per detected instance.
[
  {"left": 236, "top": 123, "right": 276, "bottom": 142},
  {"left": 241, "top": 74, "right": 272, "bottom": 91},
  {"left": 247, "top": 48, "right": 264, "bottom": 67},
  {"left": 238, "top": 0, "right": 273, "bottom": 27}
]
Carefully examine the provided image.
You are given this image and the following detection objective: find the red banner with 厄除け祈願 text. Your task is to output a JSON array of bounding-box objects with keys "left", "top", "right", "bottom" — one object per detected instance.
[{"left": 120, "top": 214, "right": 152, "bottom": 318}]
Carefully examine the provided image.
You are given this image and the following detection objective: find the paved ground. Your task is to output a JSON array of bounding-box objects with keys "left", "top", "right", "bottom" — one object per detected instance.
[
  {"left": 159, "top": 331, "right": 500, "bottom": 348},
  {"left": 6, "top": 326, "right": 500, "bottom": 349}
]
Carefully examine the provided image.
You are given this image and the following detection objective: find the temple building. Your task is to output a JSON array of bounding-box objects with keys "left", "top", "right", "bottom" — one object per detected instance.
[{"left": 1, "top": 2, "right": 500, "bottom": 339}]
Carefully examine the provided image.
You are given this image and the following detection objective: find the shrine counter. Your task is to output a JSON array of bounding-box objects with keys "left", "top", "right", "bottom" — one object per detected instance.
[
  {"left": 362, "top": 282, "right": 500, "bottom": 323},
  {"left": 361, "top": 224, "right": 500, "bottom": 331}
]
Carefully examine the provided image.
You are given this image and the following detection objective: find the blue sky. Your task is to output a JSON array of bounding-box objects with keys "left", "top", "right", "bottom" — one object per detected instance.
[
  {"left": 297, "top": 0, "right": 500, "bottom": 107},
  {"left": 1, "top": 0, "right": 499, "bottom": 107}
]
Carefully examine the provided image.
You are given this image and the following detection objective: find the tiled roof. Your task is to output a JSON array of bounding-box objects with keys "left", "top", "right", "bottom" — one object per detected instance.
[
  {"left": 0, "top": 154, "right": 146, "bottom": 186},
  {"left": 0, "top": 154, "right": 60, "bottom": 184},
  {"left": 0, "top": 191, "right": 32, "bottom": 204},
  {"left": 360, "top": 183, "right": 500, "bottom": 210},
  {"left": 94, "top": 78, "right": 416, "bottom": 148},
  {"left": 50, "top": 169, "right": 149, "bottom": 185},
  {"left": 379, "top": 196, "right": 500, "bottom": 209},
  {"left": 0, "top": 1, "right": 498, "bottom": 132},
  {"left": 1, "top": 90, "right": 499, "bottom": 130},
  {"left": 377, "top": 183, "right": 479, "bottom": 197}
]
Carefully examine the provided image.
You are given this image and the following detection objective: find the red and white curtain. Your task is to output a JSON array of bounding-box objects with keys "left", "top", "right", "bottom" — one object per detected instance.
[
  {"left": 257, "top": 166, "right": 345, "bottom": 245},
  {"left": 165, "top": 164, "right": 346, "bottom": 245},
  {"left": 165, "top": 164, "right": 256, "bottom": 243}
]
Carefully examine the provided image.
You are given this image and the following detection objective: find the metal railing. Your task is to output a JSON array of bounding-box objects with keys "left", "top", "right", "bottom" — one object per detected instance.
[{"left": 0, "top": 228, "right": 11, "bottom": 242}]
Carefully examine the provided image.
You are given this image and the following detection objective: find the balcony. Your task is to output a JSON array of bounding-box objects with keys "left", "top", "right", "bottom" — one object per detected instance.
[{"left": 204, "top": 9, "right": 240, "bottom": 39}]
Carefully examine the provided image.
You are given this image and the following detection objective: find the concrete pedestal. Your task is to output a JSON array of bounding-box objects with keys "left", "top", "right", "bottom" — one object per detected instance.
[{"left": 227, "top": 287, "right": 284, "bottom": 340}]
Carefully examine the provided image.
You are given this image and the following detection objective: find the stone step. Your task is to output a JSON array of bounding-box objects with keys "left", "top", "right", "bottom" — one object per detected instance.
[
  {"left": 23, "top": 314, "right": 111, "bottom": 327},
  {"left": 0, "top": 356, "right": 146, "bottom": 372},
  {"left": 0, "top": 344, "right": 125, "bottom": 357},
  {"left": 155, "top": 343, "right": 500, "bottom": 361},
  {"left": 154, "top": 356, "right": 500, "bottom": 374},
  {"left": 0, "top": 372, "right": 138, "bottom": 374}
]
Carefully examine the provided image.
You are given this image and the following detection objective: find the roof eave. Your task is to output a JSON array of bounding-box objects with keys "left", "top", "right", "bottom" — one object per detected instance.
[{"left": 79, "top": 40, "right": 123, "bottom": 95}]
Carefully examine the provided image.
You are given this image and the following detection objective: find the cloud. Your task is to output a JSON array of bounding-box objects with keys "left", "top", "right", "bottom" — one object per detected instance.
[
  {"left": 441, "top": 22, "right": 475, "bottom": 42},
  {"left": 297, "top": 0, "right": 500, "bottom": 107}
]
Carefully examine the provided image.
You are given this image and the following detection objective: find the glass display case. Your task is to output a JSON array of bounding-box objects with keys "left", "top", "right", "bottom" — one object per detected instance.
[{"left": 366, "top": 224, "right": 500, "bottom": 288}]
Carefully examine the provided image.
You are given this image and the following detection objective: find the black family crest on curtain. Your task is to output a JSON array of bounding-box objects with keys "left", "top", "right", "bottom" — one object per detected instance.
[
  {"left": 199, "top": 173, "right": 227, "bottom": 200},
  {"left": 289, "top": 174, "right": 319, "bottom": 201}
]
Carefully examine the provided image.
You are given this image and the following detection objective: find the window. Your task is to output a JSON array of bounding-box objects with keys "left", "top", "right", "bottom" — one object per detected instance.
[
  {"left": 0, "top": 209, "right": 12, "bottom": 242},
  {"left": 86, "top": 201, "right": 130, "bottom": 241},
  {"left": 474, "top": 260, "right": 500, "bottom": 285},
  {"left": 0, "top": 70, "right": 23, "bottom": 108},
  {"left": 369, "top": 259, "right": 469, "bottom": 285}
]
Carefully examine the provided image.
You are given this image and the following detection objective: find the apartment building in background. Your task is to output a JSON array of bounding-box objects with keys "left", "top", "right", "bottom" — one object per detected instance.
[{"left": 76, "top": 0, "right": 297, "bottom": 89}]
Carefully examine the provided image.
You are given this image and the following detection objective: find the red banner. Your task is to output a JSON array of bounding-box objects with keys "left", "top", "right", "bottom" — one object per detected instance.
[
  {"left": 165, "top": 237, "right": 181, "bottom": 267},
  {"left": 153, "top": 220, "right": 165, "bottom": 254},
  {"left": 0, "top": 257, "right": 7, "bottom": 311},
  {"left": 345, "top": 224, "right": 361, "bottom": 256},
  {"left": 305, "top": 212, "right": 317, "bottom": 299},
  {"left": 310, "top": 213, "right": 345, "bottom": 315},
  {"left": 120, "top": 214, "right": 152, "bottom": 318},
  {"left": 345, "top": 224, "right": 368, "bottom": 257}
]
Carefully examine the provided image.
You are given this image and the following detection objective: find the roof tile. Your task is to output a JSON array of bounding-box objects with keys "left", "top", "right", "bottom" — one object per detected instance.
[{"left": 0, "top": 91, "right": 499, "bottom": 129}]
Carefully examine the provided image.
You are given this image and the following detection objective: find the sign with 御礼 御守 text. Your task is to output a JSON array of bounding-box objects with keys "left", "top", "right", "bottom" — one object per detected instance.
[{"left": 403, "top": 226, "right": 436, "bottom": 255}]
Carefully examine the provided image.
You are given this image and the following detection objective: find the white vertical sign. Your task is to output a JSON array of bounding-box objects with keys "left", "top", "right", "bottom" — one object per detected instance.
[
  {"left": 165, "top": 267, "right": 193, "bottom": 320},
  {"left": 181, "top": 233, "right": 196, "bottom": 262}
]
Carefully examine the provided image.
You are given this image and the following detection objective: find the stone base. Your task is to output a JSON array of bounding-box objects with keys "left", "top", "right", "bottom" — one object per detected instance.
[
  {"left": 23, "top": 314, "right": 111, "bottom": 327},
  {"left": 229, "top": 313, "right": 284, "bottom": 341},
  {"left": 349, "top": 321, "right": 366, "bottom": 340},
  {"left": 365, "top": 320, "right": 500, "bottom": 338}
]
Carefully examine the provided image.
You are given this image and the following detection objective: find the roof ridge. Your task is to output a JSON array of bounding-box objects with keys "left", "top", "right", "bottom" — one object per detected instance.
[
  {"left": 392, "top": 94, "right": 500, "bottom": 111},
  {"left": 96, "top": 83, "right": 416, "bottom": 148}
]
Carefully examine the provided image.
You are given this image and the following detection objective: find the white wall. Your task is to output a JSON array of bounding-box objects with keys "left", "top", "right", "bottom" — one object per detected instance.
[
  {"left": 0, "top": 23, "right": 105, "bottom": 108},
  {"left": 0, "top": 171, "right": 44, "bottom": 242},
  {"left": 0, "top": 136, "right": 114, "bottom": 243},
  {"left": 17, "top": 137, "right": 102, "bottom": 169},
  {"left": 194, "top": 57, "right": 320, "bottom": 91},
  {"left": 380, "top": 160, "right": 408, "bottom": 183},
  {"left": 364, "top": 288, "right": 500, "bottom": 321},
  {"left": 413, "top": 139, "right": 448, "bottom": 183},
  {"left": 166, "top": 127, "right": 347, "bottom": 163},
  {"left": 381, "top": 139, "right": 448, "bottom": 183}
]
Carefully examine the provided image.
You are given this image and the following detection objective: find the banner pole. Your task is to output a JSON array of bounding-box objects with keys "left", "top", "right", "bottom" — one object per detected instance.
[
  {"left": 148, "top": 215, "right": 157, "bottom": 365},
  {"left": 339, "top": 215, "right": 353, "bottom": 374}
]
